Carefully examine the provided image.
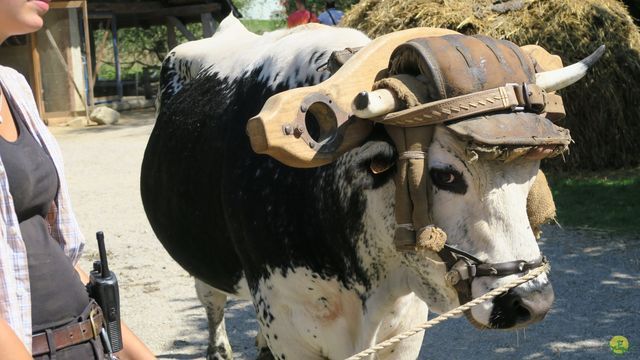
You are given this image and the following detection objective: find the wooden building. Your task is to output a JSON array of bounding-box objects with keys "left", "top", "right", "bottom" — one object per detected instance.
[{"left": 0, "top": 0, "right": 238, "bottom": 125}]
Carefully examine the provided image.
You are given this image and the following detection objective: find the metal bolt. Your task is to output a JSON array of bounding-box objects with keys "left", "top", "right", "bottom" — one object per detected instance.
[
  {"left": 309, "top": 142, "right": 316, "bottom": 149},
  {"left": 300, "top": 104, "right": 308, "bottom": 112},
  {"left": 283, "top": 124, "right": 293, "bottom": 135},
  {"left": 293, "top": 126, "right": 304, "bottom": 137}
]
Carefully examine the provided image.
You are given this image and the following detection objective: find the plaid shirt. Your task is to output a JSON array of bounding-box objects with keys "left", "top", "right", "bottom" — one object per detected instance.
[{"left": 0, "top": 65, "right": 85, "bottom": 352}]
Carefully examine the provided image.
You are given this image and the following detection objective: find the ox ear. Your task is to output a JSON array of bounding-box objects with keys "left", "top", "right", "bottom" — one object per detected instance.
[
  {"left": 527, "top": 170, "right": 557, "bottom": 239},
  {"left": 346, "top": 140, "right": 396, "bottom": 190}
]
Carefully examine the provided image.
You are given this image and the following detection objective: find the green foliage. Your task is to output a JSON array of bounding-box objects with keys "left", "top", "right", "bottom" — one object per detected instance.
[
  {"left": 240, "top": 19, "right": 286, "bottom": 34},
  {"left": 547, "top": 168, "right": 640, "bottom": 234},
  {"left": 95, "top": 22, "right": 204, "bottom": 80}
]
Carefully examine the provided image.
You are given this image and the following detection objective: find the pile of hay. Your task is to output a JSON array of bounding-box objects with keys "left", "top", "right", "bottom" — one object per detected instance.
[{"left": 343, "top": 0, "right": 640, "bottom": 171}]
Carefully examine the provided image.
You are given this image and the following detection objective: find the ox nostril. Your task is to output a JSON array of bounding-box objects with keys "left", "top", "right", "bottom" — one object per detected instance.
[
  {"left": 487, "top": 284, "right": 553, "bottom": 329},
  {"left": 511, "top": 298, "right": 531, "bottom": 322},
  {"left": 490, "top": 290, "right": 532, "bottom": 328}
]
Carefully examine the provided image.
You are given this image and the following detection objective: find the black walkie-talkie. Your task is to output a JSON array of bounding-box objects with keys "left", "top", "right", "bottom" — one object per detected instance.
[{"left": 89, "top": 231, "right": 123, "bottom": 353}]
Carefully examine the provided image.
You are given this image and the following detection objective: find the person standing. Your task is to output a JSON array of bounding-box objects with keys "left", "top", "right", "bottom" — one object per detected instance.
[
  {"left": 287, "top": 0, "right": 318, "bottom": 28},
  {"left": 318, "top": 1, "right": 344, "bottom": 26},
  {"left": 0, "top": 1, "right": 155, "bottom": 359}
]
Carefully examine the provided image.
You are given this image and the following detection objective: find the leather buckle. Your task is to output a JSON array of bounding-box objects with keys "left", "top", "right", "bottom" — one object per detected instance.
[
  {"left": 503, "top": 83, "right": 525, "bottom": 111},
  {"left": 89, "top": 307, "right": 100, "bottom": 339},
  {"left": 523, "top": 83, "right": 546, "bottom": 113}
]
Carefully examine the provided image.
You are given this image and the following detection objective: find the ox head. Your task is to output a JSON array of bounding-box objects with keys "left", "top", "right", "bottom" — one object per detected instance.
[
  {"left": 248, "top": 30, "right": 603, "bottom": 330},
  {"left": 348, "top": 35, "right": 604, "bottom": 329}
]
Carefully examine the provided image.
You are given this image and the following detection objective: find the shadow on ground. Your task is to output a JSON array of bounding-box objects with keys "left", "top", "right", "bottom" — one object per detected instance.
[{"left": 157, "top": 299, "right": 259, "bottom": 360}]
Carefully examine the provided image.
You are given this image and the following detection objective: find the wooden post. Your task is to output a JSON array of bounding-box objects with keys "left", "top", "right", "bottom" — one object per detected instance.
[
  {"left": 201, "top": 12, "right": 216, "bottom": 38},
  {"left": 167, "top": 16, "right": 196, "bottom": 41},
  {"left": 89, "top": 22, "right": 96, "bottom": 80},
  {"left": 92, "top": 21, "right": 111, "bottom": 88},
  {"left": 143, "top": 68, "right": 152, "bottom": 99},
  {"left": 111, "top": 14, "right": 123, "bottom": 100},
  {"left": 167, "top": 18, "right": 177, "bottom": 50},
  {"left": 29, "top": 32, "right": 46, "bottom": 122},
  {"left": 82, "top": 0, "right": 94, "bottom": 112}
]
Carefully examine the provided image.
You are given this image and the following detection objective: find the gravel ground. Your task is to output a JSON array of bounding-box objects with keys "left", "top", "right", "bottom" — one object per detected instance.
[{"left": 50, "top": 109, "right": 638, "bottom": 359}]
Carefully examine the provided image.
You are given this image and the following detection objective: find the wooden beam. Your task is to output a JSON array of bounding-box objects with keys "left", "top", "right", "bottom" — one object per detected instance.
[
  {"left": 167, "top": 0, "right": 200, "bottom": 5},
  {"left": 89, "top": 3, "right": 221, "bottom": 17},
  {"left": 167, "top": 16, "right": 196, "bottom": 41},
  {"left": 89, "top": 2, "right": 163, "bottom": 13},
  {"left": 50, "top": 1, "right": 83, "bottom": 9}
]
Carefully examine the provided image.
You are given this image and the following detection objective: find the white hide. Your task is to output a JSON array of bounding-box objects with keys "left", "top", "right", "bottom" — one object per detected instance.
[
  {"left": 164, "top": 14, "right": 370, "bottom": 91},
  {"left": 428, "top": 126, "right": 546, "bottom": 326},
  {"left": 253, "top": 266, "right": 428, "bottom": 360}
]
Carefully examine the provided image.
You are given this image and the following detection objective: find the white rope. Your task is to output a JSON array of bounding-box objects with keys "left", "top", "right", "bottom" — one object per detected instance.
[{"left": 344, "top": 263, "right": 550, "bottom": 360}]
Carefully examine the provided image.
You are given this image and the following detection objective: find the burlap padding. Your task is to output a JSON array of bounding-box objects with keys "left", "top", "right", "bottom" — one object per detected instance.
[
  {"left": 372, "top": 75, "right": 428, "bottom": 108},
  {"left": 527, "top": 170, "right": 557, "bottom": 239}
]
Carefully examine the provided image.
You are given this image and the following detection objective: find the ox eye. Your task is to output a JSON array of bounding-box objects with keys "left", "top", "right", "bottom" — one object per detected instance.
[{"left": 429, "top": 167, "right": 467, "bottom": 194}]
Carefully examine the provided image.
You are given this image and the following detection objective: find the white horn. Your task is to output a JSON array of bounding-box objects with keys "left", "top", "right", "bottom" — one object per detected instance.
[
  {"left": 535, "top": 45, "right": 605, "bottom": 92},
  {"left": 352, "top": 89, "right": 400, "bottom": 119}
]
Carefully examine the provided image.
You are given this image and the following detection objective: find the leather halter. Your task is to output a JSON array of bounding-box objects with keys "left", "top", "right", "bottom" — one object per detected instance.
[{"left": 437, "top": 244, "right": 548, "bottom": 304}]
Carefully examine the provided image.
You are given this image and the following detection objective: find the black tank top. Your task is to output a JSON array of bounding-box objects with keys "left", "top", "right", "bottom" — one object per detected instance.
[{"left": 0, "top": 93, "right": 91, "bottom": 332}]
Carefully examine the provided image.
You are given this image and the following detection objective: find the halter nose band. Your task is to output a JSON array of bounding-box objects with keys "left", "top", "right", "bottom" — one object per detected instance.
[{"left": 438, "top": 244, "right": 548, "bottom": 303}]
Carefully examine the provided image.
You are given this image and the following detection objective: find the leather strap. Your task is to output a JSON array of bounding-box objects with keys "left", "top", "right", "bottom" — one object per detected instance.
[
  {"left": 377, "top": 83, "right": 564, "bottom": 127},
  {"left": 32, "top": 308, "right": 104, "bottom": 356}
]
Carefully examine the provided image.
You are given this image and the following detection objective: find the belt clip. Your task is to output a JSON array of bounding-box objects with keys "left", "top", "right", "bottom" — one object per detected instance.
[{"left": 89, "top": 307, "right": 100, "bottom": 339}]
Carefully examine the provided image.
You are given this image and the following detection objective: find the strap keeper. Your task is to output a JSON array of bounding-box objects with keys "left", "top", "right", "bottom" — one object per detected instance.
[
  {"left": 398, "top": 151, "right": 426, "bottom": 160},
  {"left": 45, "top": 329, "right": 57, "bottom": 358}
]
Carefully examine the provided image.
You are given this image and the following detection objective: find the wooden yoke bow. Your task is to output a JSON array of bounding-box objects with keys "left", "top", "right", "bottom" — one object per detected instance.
[{"left": 246, "top": 28, "right": 457, "bottom": 168}]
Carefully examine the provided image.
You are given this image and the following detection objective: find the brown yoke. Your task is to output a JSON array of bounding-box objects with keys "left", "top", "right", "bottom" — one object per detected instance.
[{"left": 373, "top": 35, "right": 568, "bottom": 252}]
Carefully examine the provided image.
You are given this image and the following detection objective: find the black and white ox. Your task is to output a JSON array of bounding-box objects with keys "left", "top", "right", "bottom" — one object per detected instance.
[{"left": 141, "top": 15, "right": 594, "bottom": 360}]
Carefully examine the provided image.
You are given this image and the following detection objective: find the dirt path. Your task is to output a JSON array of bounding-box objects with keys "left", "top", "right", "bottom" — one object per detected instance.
[{"left": 50, "top": 110, "right": 638, "bottom": 359}]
